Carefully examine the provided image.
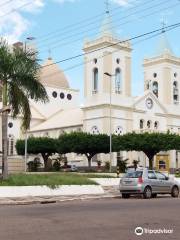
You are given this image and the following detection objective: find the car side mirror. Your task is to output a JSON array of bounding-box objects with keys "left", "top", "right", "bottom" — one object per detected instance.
[{"left": 165, "top": 176, "right": 169, "bottom": 180}]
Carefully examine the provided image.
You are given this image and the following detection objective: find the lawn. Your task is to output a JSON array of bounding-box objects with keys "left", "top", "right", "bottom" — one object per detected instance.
[
  {"left": 79, "top": 173, "right": 116, "bottom": 178},
  {"left": 0, "top": 173, "right": 98, "bottom": 188}
]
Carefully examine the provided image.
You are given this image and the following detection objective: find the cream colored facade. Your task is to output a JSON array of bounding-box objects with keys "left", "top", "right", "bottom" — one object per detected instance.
[{"left": 1, "top": 16, "right": 180, "bottom": 172}]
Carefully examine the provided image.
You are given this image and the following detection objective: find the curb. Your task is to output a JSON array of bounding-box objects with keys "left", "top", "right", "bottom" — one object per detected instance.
[{"left": 0, "top": 194, "right": 120, "bottom": 206}]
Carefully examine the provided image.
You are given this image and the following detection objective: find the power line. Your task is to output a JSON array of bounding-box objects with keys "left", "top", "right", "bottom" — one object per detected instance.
[
  {"left": 0, "top": 1, "right": 33, "bottom": 18},
  {"left": 40, "top": 0, "right": 179, "bottom": 52},
  {"left": 41, "top": 23, "right": 179, "bottom": 80},
  {"left": 41, "top": 21, "right": 180, "bottom": 69},
  {"left": 34, "top": 0, "right": 140, "bottom": 41}
]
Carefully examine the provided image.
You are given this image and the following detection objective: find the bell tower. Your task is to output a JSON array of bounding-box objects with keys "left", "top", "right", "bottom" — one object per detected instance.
[
  {"left": 82, "top": 1, "right": 132, "bottom": 138},
  {"left": 83, "top": 3, "right": 132, "bottom": 107},
  {"left": 143, "top": 23, "right": 180, "bottom": 105}
]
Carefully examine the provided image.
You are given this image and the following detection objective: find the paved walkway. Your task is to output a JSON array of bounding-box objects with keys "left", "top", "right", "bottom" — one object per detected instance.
[{"left": 0, "top": 186, "right": 120, "bottom": 205}]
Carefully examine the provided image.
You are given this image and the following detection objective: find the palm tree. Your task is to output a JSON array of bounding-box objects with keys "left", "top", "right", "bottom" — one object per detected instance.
[{"left": 0, "top": 39, "right": 49, "bottom": 179}]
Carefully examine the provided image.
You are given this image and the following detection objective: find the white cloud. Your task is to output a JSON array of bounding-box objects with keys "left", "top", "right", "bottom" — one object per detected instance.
[
  {"left": 0, "top": 0, "right": 45, "bottom": 43},
  {"left": 0, "top": 0, "right": 80, "bottom": 43},
  {"left": 53, "top": 0, "right": 77, "bottom": 3},
  {"left": 111, "top": 0, "right": 138, "bottom": 7}
]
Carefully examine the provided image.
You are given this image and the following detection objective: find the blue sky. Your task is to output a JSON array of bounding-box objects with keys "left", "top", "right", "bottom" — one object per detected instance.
[{"left": 1, "top": 0, "right": 180, "bottom": 102}]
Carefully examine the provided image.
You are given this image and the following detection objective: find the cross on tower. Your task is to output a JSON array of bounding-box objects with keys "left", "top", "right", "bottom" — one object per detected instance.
[
  {"left": 105, "top": 0, "right": 110, "bottom": 14},
  {"left": 48, "top": 49, "right": 52, "bottom": 60},
  {"left": 160, "top": 14, "right": 168, "bottom": 33}
]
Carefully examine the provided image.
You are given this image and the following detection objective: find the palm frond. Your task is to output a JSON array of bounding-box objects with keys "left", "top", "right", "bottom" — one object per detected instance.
[
  {"left": 9, "top": 47, "right": 49, "bottom": 103},
  {"left": 8, "top": 82, "right": 31, "bottom": 130}
]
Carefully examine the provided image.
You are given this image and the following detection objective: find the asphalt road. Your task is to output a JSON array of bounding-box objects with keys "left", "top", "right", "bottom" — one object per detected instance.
[{"left": 0, "top": 196, "right": 179, "bottom": 240}]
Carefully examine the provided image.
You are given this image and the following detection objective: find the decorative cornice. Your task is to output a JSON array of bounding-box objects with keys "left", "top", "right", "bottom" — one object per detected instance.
[
  {"left": 28, "top": 124, "right": 83, "bottom": 133},
  {"left": 143, "top": 54, "right": 180, "bottom": 67},
  {"left": 83, "top": 36, "right": 132, "bottom": 52},
  {"left": 82, "top": 103, "right": 133, "bottom": 111}
]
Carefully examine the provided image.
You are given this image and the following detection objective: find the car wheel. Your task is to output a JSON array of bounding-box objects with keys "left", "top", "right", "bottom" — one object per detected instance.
[
  {"left": 143, "top": 187, "right": 152, "bottom": 199},
  {"left": 152, "top": 193, "right": 157, "bottom": 198},
  {"left": 122, "top": 193, "right": 130, "bottom": 199},
  {"left": 171, "top": 186, "right": 179, "bottom": 198}
]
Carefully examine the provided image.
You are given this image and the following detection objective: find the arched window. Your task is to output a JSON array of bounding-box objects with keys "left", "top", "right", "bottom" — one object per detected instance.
[
  {"left": 154, "top": 121, "right": 159, "bottom": 129},
  {"left": 140, "top": 119, "right": 144, "bottom": 129},
  {"left": 173, "top": 81, "right": 179, "bottom": 104},
  {"left": 7, "top": 135, "right": 15, "bottom": 156},
  {"left": 146, "top": 81, "right": 150, "bottom": 90},
  {"left": 92, "top": 68, "right": 98, "bottom": 93},
  {"left": 115, "top": 68, "right": 121, "bottom": 94},
  {"left": 152, "top": 81, "right": 158, "bottom": 97},
  {"left": 147, "top": 120, "right": 151, "bottom": 129}
]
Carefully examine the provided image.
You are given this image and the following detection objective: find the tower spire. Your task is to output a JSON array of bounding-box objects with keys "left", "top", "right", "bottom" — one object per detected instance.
[
  {"left": 48, "top": 48, "right": 52, "bottom": 60},
  {"left": 155, "top": 17, "right": 173, "bottom": 56},
  {"left": 105, "top": 0, "right": 110, "bottom": 14},
  {"left": 100, "top": 0, "right": 114, "bottom": 37},
  {"left": 161, "top": 16, "right": 166, "bottom": 33}
]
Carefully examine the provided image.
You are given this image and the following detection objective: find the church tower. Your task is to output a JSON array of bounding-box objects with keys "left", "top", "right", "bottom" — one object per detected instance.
[
  {"left": 83, "top": 6, "right": 132, "bottom": 106},
  {"left": 143, "top": 24, "right": 180, "bottom": 105},
  {"left": 82, "top": 2, "right": 132, "bottom": 136}
]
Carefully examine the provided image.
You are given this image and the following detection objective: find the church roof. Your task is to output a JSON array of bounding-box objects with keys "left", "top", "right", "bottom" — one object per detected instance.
[
  {"left": 29, "top": 108, "right": 83, "bottom": 132},
  {"left": 40, "top": 58, "right": 70, "bottom": 89}
]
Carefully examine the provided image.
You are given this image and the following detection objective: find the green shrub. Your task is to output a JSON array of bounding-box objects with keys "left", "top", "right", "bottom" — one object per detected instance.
[
  {"left": 27, "top": 157, "right": 41, "bottom": 172},
  {"left": 53, "top": 159, "right": 61, "bottom": 171},
  {"left": 105, "top": 161, "right": 110, "bottom": 171}
]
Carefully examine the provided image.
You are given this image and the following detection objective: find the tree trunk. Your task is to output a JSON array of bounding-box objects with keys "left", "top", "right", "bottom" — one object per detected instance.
[
  {"left": 149, "top": 158, "right": 153, "bottom": 170},
  {"left": 87, "top": 155, "right": 92, "bottom": 168},
  {"left": 42, "top": 153, "right": 50, "bottom": 171},
  {"left": 2, "top": 82, "right": 8, "bottom": 179}
]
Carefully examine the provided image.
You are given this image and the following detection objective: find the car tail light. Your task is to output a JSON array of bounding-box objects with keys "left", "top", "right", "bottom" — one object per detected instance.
[{"left": 138, "top": 177, "right": 143, "bottom": 184}]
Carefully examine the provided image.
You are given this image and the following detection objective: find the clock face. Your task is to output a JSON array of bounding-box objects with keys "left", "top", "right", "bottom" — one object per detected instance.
[{"left": 146, "top": 98, "right": 153, "bottom": 109}]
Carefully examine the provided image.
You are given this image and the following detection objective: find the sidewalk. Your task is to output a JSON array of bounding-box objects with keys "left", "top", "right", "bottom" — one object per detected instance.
[{"left": 0, "top": 186, "right": 120, "bottom": 205}]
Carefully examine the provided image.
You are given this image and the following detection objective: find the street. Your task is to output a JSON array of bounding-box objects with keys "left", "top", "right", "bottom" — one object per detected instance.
[{"left": 0, "top": 197, "right": 179, "bottom": 240}]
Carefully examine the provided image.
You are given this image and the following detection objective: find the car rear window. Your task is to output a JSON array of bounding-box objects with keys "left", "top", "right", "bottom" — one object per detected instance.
[{"left": 124, "top": 171, "right": 143, "bottom": 178}]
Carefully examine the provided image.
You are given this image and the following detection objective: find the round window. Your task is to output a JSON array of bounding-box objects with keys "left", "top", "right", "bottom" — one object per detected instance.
[
  {"left": 8, "top": 122, "right": 13, "bottom": 128},
  {"left": 93, "top": 58, "right": 97, "bottom": 64},
  {"left": 67, "top": 94, "right": 72, "bottom": 100},
  {"left": 60, "top": 92, "right": 65, "bottom": 99},
  {"left": 115, "top": 126, "right": 123, "bottom": 135},
  {"left": 52, "top": 91, "right": 57, "bottom": 98},
  {"left": 91, "top": 126, "right": 99, "bottom": 134}
]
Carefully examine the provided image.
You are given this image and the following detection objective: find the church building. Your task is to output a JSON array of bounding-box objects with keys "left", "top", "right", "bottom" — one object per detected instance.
[{"left": 1, "top": 10, "right": 180, "bottom": 173}]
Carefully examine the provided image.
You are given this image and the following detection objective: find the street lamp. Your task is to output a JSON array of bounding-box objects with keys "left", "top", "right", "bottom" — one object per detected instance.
[
  {"left": 104, "top": 72, "right": 115, "bottom": 172},
  {"left": 24, "top": 37, "right": 35, "bottom": 172}
]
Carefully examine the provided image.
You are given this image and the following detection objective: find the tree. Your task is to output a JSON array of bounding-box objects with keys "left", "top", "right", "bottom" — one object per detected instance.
[
  {"left": 56, "top": 132, "right": 109, "bottom": 168},
  {"left": 117, "top": 156, "right": 128, "bottom": 173},
  {"left": 16, "top": 137, "right": 57, "bottom": 171},
  {"left": 114, "top": 132, "right": 179, "bottom": 169},
  {"left": 0, "top": 40, "right": 48, "bottom": 179}
]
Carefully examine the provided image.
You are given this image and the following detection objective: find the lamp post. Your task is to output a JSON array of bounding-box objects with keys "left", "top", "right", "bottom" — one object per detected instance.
[
  {"left": 24, "top": 37, "right": 35, "bottom": 172},
  {"left": 104, "top": 72, "right": 115, "bottom": 172}
]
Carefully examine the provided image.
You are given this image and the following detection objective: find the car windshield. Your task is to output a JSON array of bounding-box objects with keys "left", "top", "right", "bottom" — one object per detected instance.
[{"left": 124, "top": 171, "right": 143, "bottom": 178}]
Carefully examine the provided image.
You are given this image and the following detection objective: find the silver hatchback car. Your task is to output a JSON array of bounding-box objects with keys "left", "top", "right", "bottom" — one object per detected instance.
[{"left": 119, "top": 168, "right": 179, "bottom": 199}]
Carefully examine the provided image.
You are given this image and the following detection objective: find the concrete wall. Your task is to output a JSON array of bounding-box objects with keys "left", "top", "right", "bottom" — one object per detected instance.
[{"left": 0, "top": 156, "right": 25, "bottom": 173}]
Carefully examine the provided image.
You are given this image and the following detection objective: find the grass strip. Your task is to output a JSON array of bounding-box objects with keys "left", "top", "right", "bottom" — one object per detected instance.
[{"left": 0, "top": 173, "right": 98, "bottom": 188}]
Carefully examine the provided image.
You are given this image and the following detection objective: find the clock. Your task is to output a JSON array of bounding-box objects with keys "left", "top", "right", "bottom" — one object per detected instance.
[{"left": 146, "top": 98, "right": 153, "bottom": 109}]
